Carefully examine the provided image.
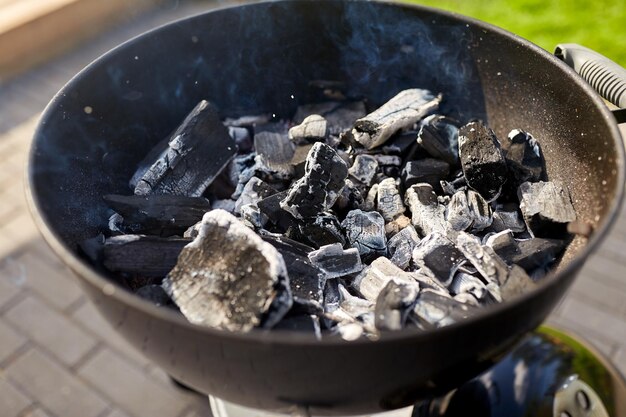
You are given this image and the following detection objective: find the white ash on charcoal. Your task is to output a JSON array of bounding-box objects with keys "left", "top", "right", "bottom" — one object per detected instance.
[
  {"left": 280, "top": 142, "right": 348, "bottom": 219},
  {"left": 133, "top": 100, "right": 237, "bottom": 197},
  {"left": 518, "top": 181, "right": 576, "bottom": 237},
  {"left": 376, "top": 178, "right": 406, "bottom": 221},
  {"left": 253, "top": 131, "right": 295, "bottom": 175},
  {"left": 490, "top": 207, "right": 527, "bottom": 233},
  {"left": 412, "top": 233, "right": 465, "bottom": 286},
  {"left": 455, "top": 232, "right": 509, "bottom": 286},
  {"left": 458, "top": 121, "right": 507, "bottom": 201},
  {"left": 210, "top": 199, "right": 236, "bottom": 214},
  {"left": 224, "top": 114, "right": 271, "bottom": 127},
  {"left": 294, "top": 101, "right": 367, "bottom": 137},
  {"left": 402, "top": 159, "right": 450, "bottom": 190},
  {"left": 449, "top": 272, "right": 490, "bottom": 304},
  {"left": 503, "top": 129, "right": 546, "bottom": 186},
  {"left": 352, "top": 257, "right": 419, "bottom": 302},
  {"left": 384, "top": 214, "right": 412, "bottom": 238},
  {"left": 361, "top": 183, "right": 379, "bottom": 211},
  {"left": 404, "top": 183, "right": 447, "bottom": 236},
  {"left": 412, "top": 289, "right": 476, "bottom": 328},
  {"left": 417, "top": 115, "right": 460, "bottom": 166},
  {"left": 486, "top": 229, "right": 565, "bottom": 271},
  {"left": 445, "top": 190, "right": 492, "bottom": 232},
  {"left": 165, "top": 210, "right": 292, "bottom": 331},
  {"left": 440, "top": 172, "right": 467, "bottom": 196},
  {"left": 289, "top": 115, "right": 328, "bottom": 144},
  {"left": 233, "top": 177, "right": 276, "bottom": 214},
  {"left": 352, "top": 89, "right": 441, "bottom": 149},
  {"left": 382, "top": 131, "right": 420, "bottom": 156},
  {"left": 240, "top": 203, "right": 268, "bottom": 229},
  {"left": 341, "top": 209, "right": 387, "bottom": 258},
  {"left": 334, "top": 179, "right": 364, "bottom": 214},
  {"left": 228, "top": 126, "right": 253, "bottom": 153},
  {"left": 387, "top": 225, "right": 420, "bottom": 270},
  {"left": 337, "top": 285, "right": 376, "bottom": 327},
  {"left": 375, "top": 280, "right": 419, "bottom": 331},
  {"left": 308, "top": 243, "right": 363, "bottom": 279},
  {"left": 348, "top": 154, "right": 379, "bottom": 186}
]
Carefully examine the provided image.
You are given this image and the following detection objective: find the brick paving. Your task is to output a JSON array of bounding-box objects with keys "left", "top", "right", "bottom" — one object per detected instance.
[{"left": 0, "top": 1, "right": 625, "bottom": 417}]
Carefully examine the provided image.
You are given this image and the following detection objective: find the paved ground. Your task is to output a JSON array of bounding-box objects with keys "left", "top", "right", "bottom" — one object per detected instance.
[{"left": 0, "top": 2, "right": 624, "bottom": 417}]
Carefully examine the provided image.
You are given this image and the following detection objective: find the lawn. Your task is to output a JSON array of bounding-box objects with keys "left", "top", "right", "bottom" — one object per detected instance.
[{"left": 404, "top": 0, "right": 626, "bottom": 67}]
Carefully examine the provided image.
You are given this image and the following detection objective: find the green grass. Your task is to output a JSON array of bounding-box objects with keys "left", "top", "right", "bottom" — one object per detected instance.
[{"left": 404, "top": 0, "right": 626, "bottom": 67}]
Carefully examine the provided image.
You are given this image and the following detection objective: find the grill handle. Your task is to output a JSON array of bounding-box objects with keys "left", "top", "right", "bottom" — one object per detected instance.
[{"left": 555, "top": 43, "right": 626, "bottom": 121}]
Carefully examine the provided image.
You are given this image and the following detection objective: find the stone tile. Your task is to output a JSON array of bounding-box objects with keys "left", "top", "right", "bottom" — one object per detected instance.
[
  {"left": 613, "top": 348, "right": 626, "bottom": 378},
  {"left": 546, "top": 314, "right": 616, "bottom": 358},
  {"left": 6, "top": 348, "right": 108, "bottom": 417},
  {"left": 13, "top": 250, "right": 83, "bottom": 310},
  {"left": 0, "top": 320, "right": 26, "bottom": 363},
  {"left": 22, "top": 408, "right": 54, "bottom": 417},
  {"left": 4, "top": 296, "right": 97, "bottom": 366},
  {"left": 78, "top": 348, "right": 192, "bottom": 417},
  {"left": 72, "top": 300, "right": 152, "bottom": 368},
  {"left": 1, "top": 213, "right": 40, "bottom": 255},
  {"left": 568, "top": 272, "right": 626, "bottom": 316},
  {"left": 0, "top": 256, "right": 24, "bottom": 308},
  {"left": 559, "top": 296, "right": 626, "bottom": 347},
  {"left": 0, "top": 376, "right": 32, "bottom": 417},
  {"left": 105, "top": 409, "right": 132, "bottom": 417}
]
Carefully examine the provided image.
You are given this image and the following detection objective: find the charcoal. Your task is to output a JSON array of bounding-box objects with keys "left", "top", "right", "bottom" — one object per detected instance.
[
  {"left": 412, "top": 233, "right": 465, "bottom": 286},
  {"left": 446, "top": 191, "right": 473, "bottom": 231},
  {"left": 417, "top": 115, "right": 460, "bottom": 165},
  {"left": 325, "top": 101, "right": 367, "bottom": 135},
  {"left": 449, "top": 272, "right": 488, "bottom": 302},
  {"left": 387, "top": 226, "right": 420, "bottom": 270},
  {"left": 382, "top": 132, "right": 418, "bottom": 156},
  {"left": 373, "top": 155, "right": 402, "bottom": 167},
  {"left": 352, "top": 257, "right": 419, "bottom": 302},
  {"left": 348, "top": 155, "right": 379, "bottom": 185},
  {"left": 361, "top": 183, "right": 379, "bottom": 211},
  {"left": 224, "top": 114, "right": 271, "bottom": 127},
  {"left": 384, "top": 214, "right": 412, "bottom": 238},
  {"left": 458, "top": 121, "right": 507, "bottom": 201},
  {"left": 280, "top": 142, "right": 348, "bottom": 219},
  {"left": 467, "top": 190, "right": 492, "bottom": 231},
  {"left": 240, "top": 204, "right": 268, "bottom": 229},
  {"left": 484, "top": 230, "right": 517, "bottom": 254},
  {"left": 290, "top": 143, "right": 315, "bottom": 167},
  {"left": 254, "top": 131, "right": 295, "bottom": 174},
  {"left": 338, "top": 284, "right": 375, "bottom": 324},
  {"left": 376, "top": 178, "right": 405, "bottom": 221},
  {"left": 234, "top": 177, "right": 277, "bottom": 214},
  {"left": 500, "top": 264, "right": 537, "bottom": 301},
  {"left": 402, "top": 159, "right": 450, "bottom": 189},
  {"left": 108, "top": 213, "right": 125, "bottom": 234},
  {"left": 412, "top": 289, "right": 475, "bottom": 328},
  {"left": 440, "top": 172, "right": 467, "bottom": 196},
  {"left": 334, "top": 179, "right": 364, "bottom": 213},
  {"left": 337, "top": 322, "right": 365, "bottom": 341},
  {"left": 308, "top": 243, "right": 363, "bottom": 278},
  {"left": 228, "top": 126, "right": 253, "bottom": 153},
  {"left": 257, "top": 191, "right": 298, "bottom": 231},
  {"left": 134, "top": 100, "right": 237, "bottom": 197},
  {"left": 503, "top": 129, "right": 546, "bottom": 186},
  {"left": 229, "top": 153, "right": 257, "bottom": 198},
  {"left": 352, "top": 89, "right": 441, "bottom": 149},
  {"left": 289, "top": 115, "right": 328, "bottom": 144},
  {"left": 518, "top": 181, "right": 576, "bottom": 237},
  {"left": 166, "top": 210, "right": 291, "bottom": 331},
  {"left": 404, "top": 184, "right": 446, "bottom": 236},
  {"left": 455, "top": 232, "right": 510, "bottom": 286},
  {"left": 341, "top": 210, "right": 387, "bottom": 257},
  {"left": 211, "top": 199, "right": 236, "bottom": 214},
  {"left": 135, "top": 285, "right": 175, "bottom": 307},
  {"left": 491, "top": 208, "right": 527, "bottom": 233},
  {"left": 103, "top": 194, "right": 211, "bottom": 237},
  {"left": 299, "top": 213, "right": 347, "bottom": 248},
  {"left": 323, "top": 279, "right": 342, "bottom": 311},
  {"left": 488, "top": 233, "right": 565, "bottom": 271},
  {"left": 103, "top": 235, "right": 190, "bottom": 278},
  {"left": 375, "top": 280, "right": 419, "bottom": 331},
  {"left": 274, "top": 314, "right": 321, "bottom": 337},
  {"left": 453, "top": 293, "right": 480, "bottom": 306}
]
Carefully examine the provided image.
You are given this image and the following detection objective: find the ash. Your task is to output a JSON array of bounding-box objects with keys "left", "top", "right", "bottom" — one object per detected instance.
[{"left": 86, "top": 88, "right": 581, "bottom": 340}]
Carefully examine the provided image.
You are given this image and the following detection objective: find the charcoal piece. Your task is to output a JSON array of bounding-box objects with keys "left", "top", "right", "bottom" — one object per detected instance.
[
  {"left": 108, "top": 213, "right": 125, "bottom": 234},
  {"left": 417, "top": 114, "right": 460, "bottom": 165},
  {"left": 211, "top": 199, "right": 236, "bottom": 214},
  {"left": 228, "top": 126, "right": 253, "bottom": 153},
  {"left": 257, "top": 191, "right": 298, "bottom": 231},
  {"left": 445, "top": 191, "right": 473, "bottom": 231},
  {"left": 134, "top": 100, "right": 237, "bottom": 197},
  {"left": 412, "top": 289, "right": 474, "bottom": 328},
  {"left": 467, "top": 190, "right": 492, "bottom": 231},
  {"left": 274, "top": 315, "right": 321, "bottom": 337},
  {"left": 402, "top": 159, "right": 450, "bottom": 189},
  {"left": 348, "top": 155, "right": 379, "bottom": 185},
  {"left": 500, "top": 264, "right": 537, "bottom": 300},
  {"left": 240, "top": 204, "right": 268, "bottom": 229},
  {"left": 491, "top": 209, "right": 527, "bottom": 233},
  {"left": 166, "top": 210, "right": 291, "bottom": 332},
  {"left": 334, "top": 179, "right": 364, "bottom": 213},
  {"left": 384, "top": 214, "right": 412, "bottom": 238},
  {"left": 308, "top": 243, "right": 363, "bottom": 278},
  {"left": 338, "top": 285, "right": 375, "bottom": 324},
  {"left": 361, "top": 183, "right": 379, "bottom": 211},
  {"left": 518, "top": 181, "right": 576, "bottom": 237},
  {"left": 373, "top": 155, "right": 402, "bottom": 167},
  {"left": 455, "top": 232, "right": 509, "bottom": 286},
  {"left": 341, "top": 210, "right": 387, "bottom": 257},
  {"left": 484, "top": 230, "right": 517, "bottom": 254},
  {"left": 454, "top": 293, "right": 480, "bottom": 306},
  {"left": 412, "top": 233, "right": 465, "bottom": 286},
  {"left": 103, "top": 235, "right": 190, "bottom": 277},
  {"left": 254, "top": 131, "right": 295, "bottom": 174},
  {"left": 290, "top": 143, "right": 315, "bottom": 167},
  {"left": 224, "top": 114, "right": 271, "bottom": 127},
  {"left": 491, "top": 235, "right": 565, "bottom": 271},
  {"left": 337, "top": 322, "right": 365, "bottom": 341},
  {"left": 234, "top": 177, "right": 277, "bottom": 214},
  {"left": 352, "top": 257, "right": 419, "bottom": 302},
  {"left": 458, "top": 121, "right": 507, "bottom": 201},
  {"left": 135, "top": 285, "right": 175, "bottom": 307},
  {"left": 323, "top": 279, "right": 342, "bottom": 312},
  {"left": 404, "top": 184, "right": 446, "bottom": 236},
  {"left": 387, "top": 226, "right": 420, "bottom": 270},
  {"left": 503, "top": 129, "right": 546, "bottom": 186},
  {"left": 376, "top": 178, "right": 405, "bottom": 221},
  {"left": 289, "top": 115, "right": 328, "bottom": 144},
  {"left": 375, "top": 280, "right": 419, "bottom": 331},
  {"left": 382, "top": 132, "right": 418, "bottom": 155},
  {"left": 260, "top": 232, "right": 325, "bottom": 308},
  {"left": 229, "top": 153, "right": 257, "bottom": 198},
  {"left": 352, "top": 89, "right": 441, "bottom": 149},
  {"left": 449, "top": 272, "right": 488, "bottom": 301},
  {"left": 104, "top": 194, "right": 210, "bottom": 237},
  {"left": 440, "top": 172, "right": 467, "bottom": 196},
  {"left": 299, "top": 213, "right": 347, "bottom": 248},
  {"left": 280, "top": 142, "right": 348, "bottom": 219}
]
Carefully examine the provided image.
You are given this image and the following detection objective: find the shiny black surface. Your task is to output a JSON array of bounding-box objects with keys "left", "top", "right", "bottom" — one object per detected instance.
[{"left": 27, "top": 1, "right": 625, "bottom": 415}]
